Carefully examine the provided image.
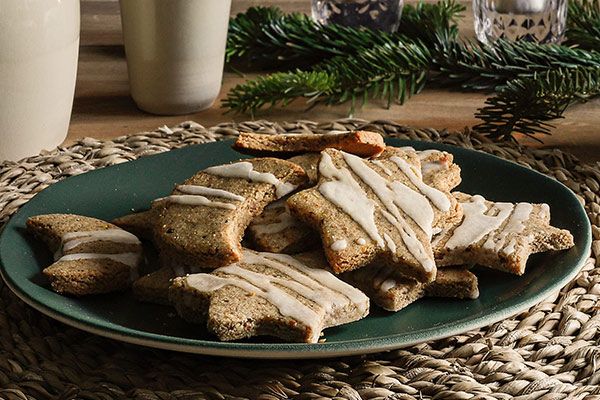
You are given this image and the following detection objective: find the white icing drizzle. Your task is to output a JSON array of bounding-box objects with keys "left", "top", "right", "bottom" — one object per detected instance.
[
  {"left": 57, "top": 252, "right": 141, "bottom": 281},
  {"left": 389, "top": 156, "right": 451, "bottom": 212},
  {"left": 58, "top": 252, "right": 140, "bottom": 267},
  {"left": 61, "top": 229, "right": 141, "bottom": 252},
  {"left": 417, "top": 149, "right": 440, "bottom": 159},
  {"left": 252, "top": 209, "right": 298, "bottom": 234},
  {"left": 176, "top": 184, "right": 245, "bottom": 202},
  {"left": 444, "top": 196, "right": 535, "bottom": 257},
  {"left": 483, "top": 202, "right": 533, "bottom": 255},
  {"left": 371, "top": 160, "right": 393, "bottom": 176},
  {"left": 356, "top": 238, "right": 367, "bottom": 245},
  {"left": 318, "top": 152, "right": 385, "bottom": 248},
  {"left": 539, "top": 203, "right": 550, "bottom": 220},
  {"left": 318, "top": 151, "right": 435, "bottom": 272},
  {"left": 57, "top": 229, "right": 143, "bottom": 281},
  {"left": 421, "top": 161, "right": 446, "bottom": 177},
  {"left": 204, "top": 161, "right": 297, "bottom": 198},
  {"left": 383, "top": 233, "right": 397, "bottom": 254},
  {"left": 445, "top": 195, "right": 513, "bottom": 250},
  {"left": 331, "top": 239, "right": 348, "bottom": 251},
  {"left": 342, "top": 152, "right": 434, "bottom": 238},
  {"left": 258, "top": 252, "right": 368, "bottom": 314},
  {"left": 156, "top": 194, "right": 237, "bottom": 210},
  {"left": 380, "top": 278, "right": 397, "bottom": 293},
  {"left": 185, "top": 251, "right": 368, "bottom": 343}
]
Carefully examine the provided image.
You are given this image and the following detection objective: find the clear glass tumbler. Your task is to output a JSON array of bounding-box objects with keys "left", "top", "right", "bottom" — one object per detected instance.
[
  {"left": 474, "top": 0, "right": 567, "bottom": 45},
  {"left": 312, "top": 0, "right": 404, "bottom": 33}
]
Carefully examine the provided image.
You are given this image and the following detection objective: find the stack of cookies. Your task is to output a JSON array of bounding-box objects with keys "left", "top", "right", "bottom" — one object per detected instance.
[{"left": 27, "top": 131, "right": 575, "bottom": 343}]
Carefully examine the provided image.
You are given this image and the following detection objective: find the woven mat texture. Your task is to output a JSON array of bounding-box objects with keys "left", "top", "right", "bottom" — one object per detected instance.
[{"left": 0, "top": 119, "right": 599, "bottom": 400}]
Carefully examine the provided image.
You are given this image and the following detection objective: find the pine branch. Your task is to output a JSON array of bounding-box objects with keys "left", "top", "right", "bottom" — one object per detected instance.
[
  {"left": 473, "top": 67, "right": 600, "bottom": 141},
  {"left": 566, "top": 0, "right": 600, "bottom": 51},
  {"left": 398, "top": 0, "right": 465, "bottom": 46},
  {"left": 223, "top": 40, "right": 431, "bottom": 114},
  {"left": 432, "top": 39, "right": 600, "bottom": 91},
  {"left": 226, "top": 1, "right": 464, "bottom": 69},
  {"left": 226, "top": 6, "right": 396, "bottom": 69}
]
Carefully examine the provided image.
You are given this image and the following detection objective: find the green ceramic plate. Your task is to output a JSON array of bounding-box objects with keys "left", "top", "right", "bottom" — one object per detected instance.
[{"left": 0, "top": 139, "right": 591, "bottom": 359}]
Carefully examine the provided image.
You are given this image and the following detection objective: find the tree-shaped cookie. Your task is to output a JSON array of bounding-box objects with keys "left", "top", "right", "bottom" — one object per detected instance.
[
  {"left": 153, "top": 157, "right": 307, "bottom": 269},
  {"left": 27, "top": 214, "right": 143, "bottom": 296},
  {"left": 434, "top": 192, "right": 575, "bottom": 275},
  {"left": 287, "top": 148, "right": 459, "bottom": 282},
  {"left": 169, "top": 249, "right": 369, "bottom": 343}
]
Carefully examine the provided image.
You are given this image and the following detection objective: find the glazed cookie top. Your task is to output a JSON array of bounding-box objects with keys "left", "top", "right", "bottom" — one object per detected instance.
[
  {"left": 434, "top": 192, "right": 574, "bottom": 274},
  {"left": 170, "top": 249, "right": 369, "bottom": 343},
  {"left": 287, "top": 148, "right": 457, "bottom": 281}
]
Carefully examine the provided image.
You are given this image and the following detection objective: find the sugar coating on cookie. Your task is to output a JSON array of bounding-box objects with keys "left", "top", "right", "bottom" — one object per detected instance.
[
  {"left": 434, "top": 192, "right": 575, "bottom": 275},
  {"left": 342, "top": 265, "right": 478, "bottom": 311},
  {"left": 287, "top": 148, "right": 459, "bottom": 282},
  {"left": 247, "top": 199, "right": 318, "bottom": 254},
  {"left": 232, "top": 130, "right": 386, "bottom": 157},
  {"left": 27, "top": 214, "right": 144, "bottom": 296},
  {"left": 153, "top": 157, "right": 307, "bottom": 270},
  {"left": 169, "top": 249, "right": 369, "bottom": 343}
]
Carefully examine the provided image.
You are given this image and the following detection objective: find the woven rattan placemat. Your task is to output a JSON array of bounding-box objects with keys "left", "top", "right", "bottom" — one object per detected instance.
[{"left": 0, "top": 119, "right": 598, "bottom": 399}]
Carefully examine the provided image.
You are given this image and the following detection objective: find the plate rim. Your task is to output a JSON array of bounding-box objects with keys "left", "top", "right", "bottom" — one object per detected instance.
[{"left": 0, "top": 139, "right": 592, "bottom": 359}]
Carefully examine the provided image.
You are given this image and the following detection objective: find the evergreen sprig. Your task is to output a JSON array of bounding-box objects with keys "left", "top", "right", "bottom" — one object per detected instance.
[
  {"left": 226, "top": 6, "right": 397, "bottom": 68},
  {"left": 224, "top": 2, "right": 600, "bottom": 141},
  {"left": 224, "top": 40, "right": 431, "bottom": 115},
  {"left": 474, "top": 67, "right": 600, "bottom": 141},
  {"left": 566, "top": 0, "right": 600, "bottom": 51},
  {"left": 226, "top": 1, "right": 464, "bottom": 69},
  {"left": 398, "top": 0, "right": 464, "bottom": 46},
  {"left": 432, "top": 39, "right": 600, "bottom": 90}
]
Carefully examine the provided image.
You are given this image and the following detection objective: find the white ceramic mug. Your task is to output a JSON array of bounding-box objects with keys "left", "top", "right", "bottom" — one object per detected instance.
[
  {"left": 119, "top": 0, "right": 232, "bottom": 115},
  {"left": 0, "top": 0, "right": 80, "bottom": 162}
]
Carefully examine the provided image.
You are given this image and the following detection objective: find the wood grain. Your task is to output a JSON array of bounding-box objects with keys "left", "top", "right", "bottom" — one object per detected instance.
[{"left": 70, "top": 0, "right": 600, "bottom": 162}]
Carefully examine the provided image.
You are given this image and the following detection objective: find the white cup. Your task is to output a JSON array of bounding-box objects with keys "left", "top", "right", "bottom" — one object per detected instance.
[
  {"left": 119, "top": 0, "right": 232, "bottom": 115},
  {"left": 0, "top": 0, "right": 80, "bottom": 162}
]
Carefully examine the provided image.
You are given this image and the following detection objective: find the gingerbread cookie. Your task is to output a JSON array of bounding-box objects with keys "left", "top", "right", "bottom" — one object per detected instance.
[
  {"left": 416, "top": 149, "right": 462, "bottom": 192},
  {"left": 288, "top": 153, "right": 321, "bottom": 186},
  {"left": 112, "top": 210, "right": 155, "bottom": 240},
  {"left": 434, "top": 192, "right": 575, "bottom": 275},
  {"left": 247, "top": 199, "right": 318, "bottom": 254},
  {"left": 248, "top": 148, "right": 462, "bottom": 255},
  {"left": 343, "top": 264, "right": 478, "bottom": 311},
  {"left": 153, "top": 158, "right": 307, "bottom": 270},
  {"left": 287, "top": 148, "right": 458, "bottom": 282},
  {"left": 169, "top": 249, "right": 369, "bottom": 343},
  {"left": 133, "top": 267, "right": 175, "bottom": 305},
  {"left": 233, "top": 131, "right": 386, "bottom": 158},
  {"left": 27, "top": 214, "right": 143, "bottom": 296}
]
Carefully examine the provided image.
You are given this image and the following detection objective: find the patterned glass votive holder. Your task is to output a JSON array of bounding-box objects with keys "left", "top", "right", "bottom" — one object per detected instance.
[
  {"left": 312, "top": 0, "right": 404, "bottom": 33},
  {"left": 474, "top": 0, "right": 568, "bottom": 45}
]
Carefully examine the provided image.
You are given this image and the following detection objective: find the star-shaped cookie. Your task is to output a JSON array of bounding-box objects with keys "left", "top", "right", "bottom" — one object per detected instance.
[
  {"left": 27, "top": 214, "right": 144, "bottom": 296},
  {"left": 287, "top": 147, "right": 459, "bottom": 282},
  {"left": 153, "top": 157, "right": 307, "bottom": 269},
  {"left": 169, "top": 249, "right": 369, "bottom": 343},
  {"left": 342, "top": 264, "right": 478, "bottom": 311},
  {"left": 434, "top": 192, "right": 575, "bottom": 275}
]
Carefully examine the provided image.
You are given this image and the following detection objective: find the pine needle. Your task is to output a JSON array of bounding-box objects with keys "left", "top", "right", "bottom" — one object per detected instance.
[{"left": 474, "top": 67, "right": 600, "bottom": 141}]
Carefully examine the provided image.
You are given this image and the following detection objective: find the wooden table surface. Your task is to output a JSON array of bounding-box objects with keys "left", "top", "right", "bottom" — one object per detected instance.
[{"left": 72, "top": 0, "right": 600, "bottom": 162}]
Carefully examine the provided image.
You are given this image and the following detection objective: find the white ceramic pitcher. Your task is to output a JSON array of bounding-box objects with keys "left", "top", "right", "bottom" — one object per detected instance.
[{"left": 0, "top": 0, "right": 80, "bottom": 161}]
